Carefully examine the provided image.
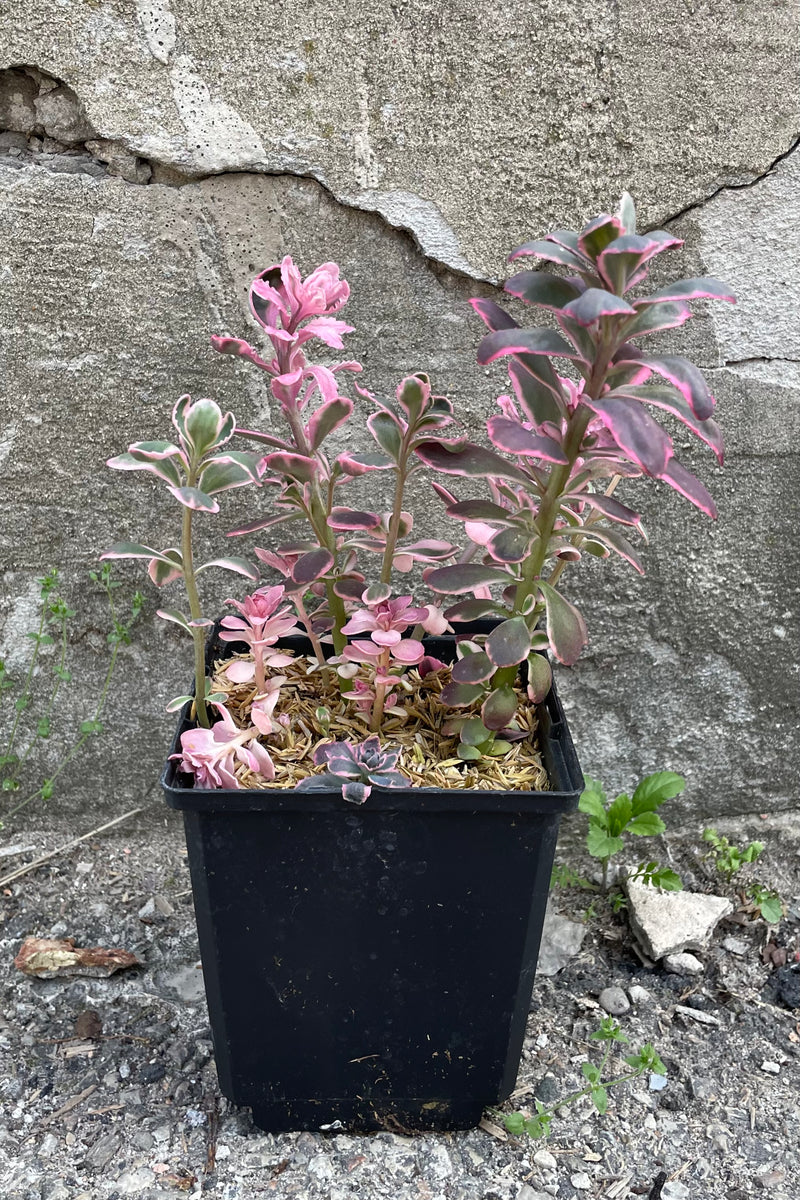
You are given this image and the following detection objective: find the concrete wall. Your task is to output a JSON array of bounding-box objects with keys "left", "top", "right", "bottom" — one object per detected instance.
[{"left": 1, "top": 1, "right": 798, "bottom": 822}]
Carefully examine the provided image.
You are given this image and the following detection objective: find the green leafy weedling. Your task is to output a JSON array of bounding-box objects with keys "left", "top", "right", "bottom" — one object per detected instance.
[
  {"left": 579, "top": 771, "right": 685, "bottom": 893},
  {"left": 491, "top": 1017, "right": 666, "bottom": 1139},
  {"left": 0, "top": 564, "right": 142, "bottom": 827},
  {"left": 550, "top": 862, "right": 597, "bottom": 891},
  {"left": 702, "top": 827, "right": 763, "bottom": 881}
]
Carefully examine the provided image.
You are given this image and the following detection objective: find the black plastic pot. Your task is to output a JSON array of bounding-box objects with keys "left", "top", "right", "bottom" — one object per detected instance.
[{"left": 161, "top": 627, "right": 582, "bottom": 1133}]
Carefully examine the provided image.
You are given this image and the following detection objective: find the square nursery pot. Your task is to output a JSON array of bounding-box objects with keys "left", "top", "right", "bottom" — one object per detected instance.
[{"left": 161, "top": 625, "right": 582, "bottom": 1134}]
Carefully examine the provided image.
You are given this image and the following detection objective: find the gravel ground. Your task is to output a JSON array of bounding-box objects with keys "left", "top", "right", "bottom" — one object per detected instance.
[{"left": 1, "top": 807, "right": 798, "bottom": 1200}]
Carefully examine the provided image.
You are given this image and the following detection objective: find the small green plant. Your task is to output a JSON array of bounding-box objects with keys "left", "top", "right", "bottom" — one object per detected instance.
[
  {"left": 550, "top": 862, "right": 596, "bottom": 890},
  {"left": 491, "top": 1017, "right": 666, "bottom": 1139},
  {"left": 579, "top": 772, "right": 685, "bottom": 892},
  {"left": 0, "top": 564, "right": 142, "bottom": 826},
  {"left": 702, "top": 827, "right": 763, "bottom": 881},
  {"left": 748, "top": 885, "right": 783, "bottom": 925}
]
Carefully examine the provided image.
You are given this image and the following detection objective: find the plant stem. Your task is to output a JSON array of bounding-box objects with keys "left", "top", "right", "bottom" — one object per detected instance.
[
  {"left": 292, "top": 592, "right": 328, "bottom": 667},
  {"left": 381, "top": 451, "right": 410, "bottom": 584},
  {"left": 181, "top": 498, "right": 210, "bottom": 729},
  {"left": 369, "top": 648, "right": 391, "bottom": 732}
]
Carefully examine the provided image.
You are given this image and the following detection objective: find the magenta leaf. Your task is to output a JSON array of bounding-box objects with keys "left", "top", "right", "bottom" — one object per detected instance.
[
  {"left": 562, "top": 492, "right": 642, "bottom": 528},
  {"left": 607, "top": 384, "right": 724, "bottom": 462},
  {"left": 166, "top": 486, "right": 220, "bottom": 513},
  {"left": 210, "top": 335, "right": 272, "bottom": 371},
  {"left": 368, "top": 411, "right": 404, "bottom": 462},
  {"left": 563, "top": 289, "right": 636, "bottom": 327},
  {"left": 441, "top": 680, "right": 485, "bottom": 707},
  {"left": 227, "top": 512, "right": 301, "bottom": 537},
  {"left": 525, "top": 652, "right": 552, "bottom": 703},
  {"left": 362, "top": 582, "right": 393, "bottom": 604},
  {"left": 337, "top": 451, "right": 395, "bottom": 475},
  {"left": 148, "top": 551, "right": 183, "bottom": 587},
  {"left": 264, "top": 452, "right": 319, "bottom": 483},
  {"left": 101, "top": 542, "right": 185, "bottom": 566},
  {"left": 623, "top": 301, "right": 691, "bottom": 339},
  {"left": 426, "top": 563, "right": 511, "bottom": 594},
  {"left": 536, "top": 581, "right": 588, "bottom": 665},
  {"left": 577, "top": 214, "right": 626, "bottom": 261},
  {"left": 234, "top": 427, "right": 292, "bottom": 450},
  {"left": 615, "top": 350, "right": 714, "bottom": 421},
  {"left": 576, "top": 527, "right": 644, "bottom": 574},
  {"left": 291, "top": 549, "right": 334, "bottom": 585},
  {"left": 481, "top": 685, "right": 518, "bottom": 730},
  {"left": 508, "top": 359, "right": 566, "bottom": 427},
  {"left": 329, "top": 507, "right": 382, "bottom": 530},
  {"left": 504, "top": 272, "right": 582, "bottom": 309},
  {"left": 333, "top": 575, "right": 369, "bottom": 601},
  {"left": 582, "top": 396, "right": 673, "bottom": 477},
  {"left": 638, "top": 277, "right": 736, "bottom": 306},
  {"left": 487, "top": 416, "right": 569, "bottom": 463},
  {"left": 486, "top": 617, "right": 531, "bottom": 668},
  {"left": 477, "top": 327, "right": 581, "bottom": 366},
  {"left": 488, "top": 526, "right": 533, "bottom": 563},
  {"left": 415, "top": 441, "right": 532, "bottom": 486},
  {"left": 305, "top": 397, "right": 353, "bottom": 451},
  {"left": 446, "top": 499, "right": 517, "bottom": 524},
  {"left": 660, "top": 459, "right": 717, "bottom": 518},
  {"left": 451, "top": 651, "right": 494, "bottom": 684},
  {"left": 596, "top": 232, "right": 682, "bottom": 293},
  {"left": 396, "top": 374, "right": 429, "bottom": 422},
  {"left": 445, "top": 598, "right": 505, "bottom": 622},
  {"left": 469, "top": 297, "right": 520, "bottom": 331},
  {"left": 195, "top": 557, "right": 260, "bottom": 580},
  {"left": 508, "top": 238, "right": 588, "bottom": 270}
]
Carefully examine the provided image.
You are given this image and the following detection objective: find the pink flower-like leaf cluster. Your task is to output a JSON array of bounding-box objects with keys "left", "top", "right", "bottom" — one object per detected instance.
[
  {"left": 171, "top": 703, "right": 275, "bottom": 789},
  {"left": 219, "top": 585, "right": 299, "bottom": 692}
]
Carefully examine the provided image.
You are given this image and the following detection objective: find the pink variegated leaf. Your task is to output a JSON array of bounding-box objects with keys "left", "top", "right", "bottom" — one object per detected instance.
[
  {"left": 562, "top": 492, "right": 643, "bottom": 528},
  {"left": 167, "top": 486, "right": 220, "bottom": 513},
  {"left": 555, "top": 312, "right": 595, "bottom": 364},
  {"left": 488, "top": 525, "right": 533, "bottom": 563},
  {"left": 445, "top": 598, "right": 505, "bottom": 622},
  {"left": 183, "top": 398, "right": 234, "bottom": 457},
  {"left": 573, "top": 526, "right": 644, "bottom": 573},
  {"left": 563, "top": 289, "right": 637, "bottom": 327},
  {"left": 302, "top": 364, "right": 342, "bottom": 405},
  {"left": 615, "top": 349, "right": 714, "bottom": 420},
  {"left": 606, "top": 384, "right": 724, "bottom": 463},
  {"left": 305, "top": 397, "right": 353, "bottom": 451},
  {"left": 596, "top": 232, "right": 683, "bottom": 294},
  {"left": 636, "top": 277, "right": 736, "bottom": 306},
  {"left": 526, "top": 652, "right": 552, "bottom": 703},
  {"left": 623, "top": 301, "right": 691, "bottom": 339},
  {"left": 107, "top": 449, "right": 184, "bottom": 487},
  {"left": 333, "top": 574, "right": 368, "bottom": 601},
  {"left": 508, "top": 358, "right": 566, "bottom": 426},
  {"left": 477, "top": 327, "right": 582, "bottom": 366},
  {"left": 227, "top": 512, "right": 301, "bottom": 537},
  {"left": 487, "top": 416, "right": 568, "bottom": 463},
  {"left": 469, "top": 296, "right": 520, "bottom": 331},
  {"left": 578, "top": 214, "right": 626, "bottom": 261},
  {"left": 195, "top": 557, "right": 260, "bottom": 580},
  {"left": 234, "top": 426, "right": 293, "bottom": 450},
  {"left": 431, "top": 480, "right": 459, "bottom": 507},
  {"left": 200, "top": 454, "right": 264, "bottom": 494},
  {"left": 504, "top": 272, "right": 582, "bottom": 310},
  {"left": 415, "top": 440, "right": 532, "bottom": 487},
  {"left": 451, "top": 650, "right": 494, "bottom": 684},
  {"left": 536, "top": 581, "right": 588, "bottom": 665},
  {"left": 226, "top": 660, "right": 256, "bottom": 683},
  {"left": 508, "top": 238, "right": 588, "bottom": 271},
  {"left": 336, "top": 451, "right": 395, "bottom": 476},
  {"left": 582, "top": 395, "right": 673, "bottom": 477},
  {"left": 396, "top": 540, "right": 456, "bottom": 562},
  {"left": 391, "top": 638, "right": 425, "bottom": 665},
  {"left": 426, "top": 563, "right": 512, "bottom": 594},
  {"left": 148, "top": 550, "right": 183, "bottom": 587},
  {"left": 441, "top": 680, "right": 485, "bottom": 708},
  {"left": 210, "top": 335, "right": 273, "bottom": 372},
  {"left": 292, "top": 549, "right": 334, "bottom": 585},
  {"left": 481, "top": 685, "right": 518, "bottom": 730},
  {"left": 265, "top": 452, "right": 319, "bottom": 484},
  {"left": 368, "top": 410, "right": 404, "bottom": 462},
  {"left": 660, "top": 459, "right": 718, "bottom": 518},
  {"left": 396, "top": 374, "right": 430, "bottom": 423},
  {"left": 486, "top": 617, "right": 531, "bottom": 668},
  {"left": 329, "top": 507, "right": 382, "bottom": 530},
  {"left": 446, "top": 499, "right": 518, "bottom": 524},
  {"left": 101, "top": 542, "right": 186, "bottom": 567}
]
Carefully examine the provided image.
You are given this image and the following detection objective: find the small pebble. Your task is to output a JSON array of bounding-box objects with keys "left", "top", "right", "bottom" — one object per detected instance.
[
  {"left": 664, "top": 952, "right": 704, "bottom": 976},
  {"left": 760, "top": 1060, "right": 780, "bottom": 1075},
  {"left": 756, "top": 1169, "right": 787, "bottom": 1189},
  {"left": 533, "top": 1148, "right": 557, "bottom": 1171},
  {"left": 628, "top": 984, "right": 652, "bottom": 1005},
  {"left": 649, "top": 1073, "right": 668, "bottom": 1091},
  {"left": 570, "top": 1172, "right": 592, "bottom": 1191},
  {"left": 598, "top": 986, "right": 630, "bottom": 1016},
  {"left": 661, "top": 1184, "right": 691, "bottom": 1200},
  {"left": 722, "top": 936, "right": 749, "bottom": 956},
  {"left": 643, "top": 1113, "right": 658, "bottom": 1130}
]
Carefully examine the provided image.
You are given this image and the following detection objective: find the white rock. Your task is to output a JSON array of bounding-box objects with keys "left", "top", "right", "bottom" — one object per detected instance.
[
  {"left": 533, "top": 1148, "right": 557, "bottom": 1171},
  {"left": 628, "top": 985, "right": 653, "bottom": 1005},
  {"left": 536, "top": 904, "right": 587, "bottom": 977},
  {"left": 626, "top": 880, "right": 732, "bottom": 960},
  {"left": 599, "top": 986, "right": 630, "bottom": 1016},
  {"left": 662, "top": 1183, "right": 691, "bottom": 1200},
  {"left": 516, "top": 1187, "right": 552, "bottom": 1200},
  {"left": 664, "top": 952, "right": 704, "bottom": 976},
  {"left": 570, "top": 1172, "right": 592, "bottom": 1191},
  {"left": 761, "top": 1060, "right": 780, "bottom": 1074},
  {"left": 722, "top": 936, "right": 749, "bottom": 956}
]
